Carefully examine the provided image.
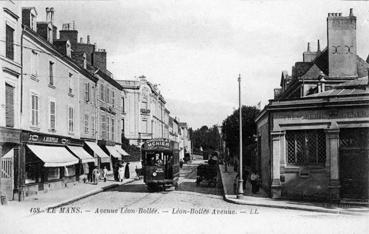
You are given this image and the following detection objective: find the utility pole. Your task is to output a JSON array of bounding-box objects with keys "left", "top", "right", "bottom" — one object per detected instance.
[{"left": 237, "top": 74, "right": 244, "bottom": 199}]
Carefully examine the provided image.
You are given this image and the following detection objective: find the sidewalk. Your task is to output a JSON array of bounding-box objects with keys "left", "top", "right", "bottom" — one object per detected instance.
[
  {"left": 2, "top": 176, "right": 137, "bottom": 212},
  {"left": 218, "top": 164, "right": 369, "bottom": 215}
]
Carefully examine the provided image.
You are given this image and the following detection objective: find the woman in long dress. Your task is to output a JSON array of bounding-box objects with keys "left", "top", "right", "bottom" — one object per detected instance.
[{"left": 118, "top": 165, "right": 125, "bottom": 182}]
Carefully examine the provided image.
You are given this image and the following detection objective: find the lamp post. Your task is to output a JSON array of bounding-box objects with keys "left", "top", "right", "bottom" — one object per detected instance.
[{"left": 237, "top": 74, "right": 244, "bottom": 199}]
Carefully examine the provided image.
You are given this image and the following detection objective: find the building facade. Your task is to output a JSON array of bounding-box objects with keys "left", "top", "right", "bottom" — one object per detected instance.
[
  {"left": 256, "top": 9, "right": 369, "bottom": 202},
  {"left": 0, "top": 0, "right": 22, "bottom": 200}
]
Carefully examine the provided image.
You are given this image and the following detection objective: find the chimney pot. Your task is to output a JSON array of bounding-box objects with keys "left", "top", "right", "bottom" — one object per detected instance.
[
  {"left": 350, "top": 8, "right": 353, "bottom": 16},
  {"left": 307, "top": 42, "right": 310, "bottom": 52},
  {"left": 87, "top": 35, "right": 90, "bottom": 44}
]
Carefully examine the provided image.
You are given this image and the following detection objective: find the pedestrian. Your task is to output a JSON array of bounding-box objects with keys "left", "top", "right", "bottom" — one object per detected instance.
[
  {"left": 250, "top": 170, "right": 260, "bottom": 194},
  {"left": 103, "top": 166, "right": 108, "bottom": 182},
  {"left": 118, "top": 165, "right": 125, "bottom": 182},
  {"left": 124, "top": 162, "right": 130, "bottom": 179},
  {"left": 92, "top": 167, "right": 99, "bottom": 185}
]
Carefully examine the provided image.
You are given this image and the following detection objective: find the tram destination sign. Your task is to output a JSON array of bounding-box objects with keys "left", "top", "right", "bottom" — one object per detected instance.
[{"left": 144, "top": 138, "right": 170, "bottom": 150}]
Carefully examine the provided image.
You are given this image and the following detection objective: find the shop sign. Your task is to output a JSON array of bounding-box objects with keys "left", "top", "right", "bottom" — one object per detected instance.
[
  {"left": 275, "top": 109, "right": 369, "bottom": 120},
  {"left": 22, "top": 132, "right": 70, "bottom": 145},
  {"left": 144, "top": 138, "right": 170, "bottom": 150}
]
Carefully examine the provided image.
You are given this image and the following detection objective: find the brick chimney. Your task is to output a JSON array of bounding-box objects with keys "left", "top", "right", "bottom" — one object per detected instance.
[
  {"left": 59, "top": 23, "right": 78, "bottom": 50},
  {"left": 327, "top": 9, "right": 357, "bottom": 78},
  {"left": 92, "top": 49, "right": 107, "bottom": 72}
]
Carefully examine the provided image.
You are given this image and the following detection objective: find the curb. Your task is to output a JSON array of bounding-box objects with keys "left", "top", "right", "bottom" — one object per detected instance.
[
  {"left": 43, "top": 178, "right": 136, "bottom": 211},
  {"left": 218, "top": 165, "right": 367, "bottom": 215}
]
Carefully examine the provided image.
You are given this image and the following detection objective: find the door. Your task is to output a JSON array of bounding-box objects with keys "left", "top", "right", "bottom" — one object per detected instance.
[
  {"left": 339, "top": 128, "right": 369, "bottom": 200},
  {"left": 1, "top": 150, "right": 14, "bottom": 200}
]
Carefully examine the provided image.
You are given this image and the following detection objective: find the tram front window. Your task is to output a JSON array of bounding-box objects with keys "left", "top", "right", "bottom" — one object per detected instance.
[{"left": 145, "top": 153, "right": 165, "bottom": 166}]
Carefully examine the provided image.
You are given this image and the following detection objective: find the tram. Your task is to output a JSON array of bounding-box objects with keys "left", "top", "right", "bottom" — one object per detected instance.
[{"left": 141, "top": 138, "right": 180, "bottom": 191}]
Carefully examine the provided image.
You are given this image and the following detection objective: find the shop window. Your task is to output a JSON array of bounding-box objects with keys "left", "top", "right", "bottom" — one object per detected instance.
[
  {"left": 25, "top": 162, "right": 43, "bottom": 184},
  {"left": 286, "top": 130, "right": 326, "bottom": 166},
  {"left": 47, "top": 167, "right": 60, "bottom": 181},
  {"left": 64, "top": 165, "right": 76, "bottom": 177}
]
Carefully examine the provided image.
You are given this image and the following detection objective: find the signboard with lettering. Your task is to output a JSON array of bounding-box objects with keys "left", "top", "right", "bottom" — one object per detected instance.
[
  {"left": 143, "top": 138, "right": 170, "bottom": 151},
  {"left": 20, "top": 131, "right": 76, "bottom": 145}
]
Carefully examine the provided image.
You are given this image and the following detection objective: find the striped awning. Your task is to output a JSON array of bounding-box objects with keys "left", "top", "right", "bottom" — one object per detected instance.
[
  {"left": 106, "top": 146, "right": 122, "bottom": 159},
  {"left": 115, "top": 145, "right": 129, "bottom": 156},
  {"left": 66, "top": 146, "right": 95, "bottom": 163},
  {"left": 84, "top": 142, "right": 110, "bottom": 163},
  {"left": 27, "top": 145, "right": 79, "bottom": 167}
]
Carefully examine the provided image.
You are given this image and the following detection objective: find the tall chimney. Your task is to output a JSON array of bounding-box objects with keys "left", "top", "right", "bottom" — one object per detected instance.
[
  {"left": 317, "top": 40, "right": 320, "bottom": 52},
  {"left": 349, "top": 8, "right": 353, "bottom": 17},
  {"left": 87, "top": 35, "right": 90, "bottom": 44},
  {"left": 50, "top": 7, "right": 54, "bottom": 24},
  {"left": 45, "top": 7, "right": 50, "bottom": 22},
  {"left": 307, "top": 42, "right": 310, "bottom": 52}
]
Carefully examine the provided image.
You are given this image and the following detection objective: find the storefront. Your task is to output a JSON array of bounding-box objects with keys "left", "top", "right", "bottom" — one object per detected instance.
[
  {"left": 66, "top": 145, "right": 96, "bottom": 183},
  {"left": 84, "top": 141, "right": 111, "bottom": 171},
  {"left": 16, "top": 131, "right": 81, "bottom": 199}
]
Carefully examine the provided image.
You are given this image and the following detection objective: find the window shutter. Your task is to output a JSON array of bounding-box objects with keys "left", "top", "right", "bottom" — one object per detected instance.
[{"left": 5, "top": 84, "right": 14, "bottom": 127}]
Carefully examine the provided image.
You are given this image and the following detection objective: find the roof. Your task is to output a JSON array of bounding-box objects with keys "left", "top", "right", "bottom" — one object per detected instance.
[
  {"left": 335, "top": 76, "right": 368, "bottom": 88},
  {"left": 305, "top": 88, "right": 368, "bottom": 98}
]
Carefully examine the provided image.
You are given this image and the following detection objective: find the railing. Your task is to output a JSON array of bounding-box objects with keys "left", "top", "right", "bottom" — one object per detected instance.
[{"left": 140, "top": 108, "right": 150, "bottom": 115}]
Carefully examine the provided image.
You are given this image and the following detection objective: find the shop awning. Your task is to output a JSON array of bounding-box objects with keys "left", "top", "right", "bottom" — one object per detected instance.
[
  {"left": 27, "top": 145, "right": 79, "bottom": 167},
  {"left": 106, "top": 146, "right": 122, "bottom": 159},
  {"left": 84, "top": 142, "right": 110, "bottom": 163},
  {"left": 66, "top": 146, "right": 95, "bottom": 163},
  {"left": 115, "top": 145, "right": 130, "bottom": 156}
]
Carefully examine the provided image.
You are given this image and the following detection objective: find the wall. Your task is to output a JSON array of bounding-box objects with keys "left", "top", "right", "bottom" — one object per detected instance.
[
  {"left": 257, "top": 114, "right": 271, "bottom": 194},
  {"left": 22, "top": 35, "right": 80, "bottom": 138}
]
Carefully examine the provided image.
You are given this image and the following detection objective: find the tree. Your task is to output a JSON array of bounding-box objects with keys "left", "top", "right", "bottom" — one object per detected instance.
[
  {"left": 191, "top": 125, "right": 221, "bottom": 153},
  {"left": 221, "top": 106, "right": 260, "bottom": 166}
]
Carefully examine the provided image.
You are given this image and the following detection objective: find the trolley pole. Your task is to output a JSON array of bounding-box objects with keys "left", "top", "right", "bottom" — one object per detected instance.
[{"left": 237, "top": 74, "right": 244, "bottom": 199}]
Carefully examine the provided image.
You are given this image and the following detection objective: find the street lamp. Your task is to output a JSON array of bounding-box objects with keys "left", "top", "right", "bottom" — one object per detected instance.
[{"left": 237, "top": 74, "right": 244, "bottom": 199}]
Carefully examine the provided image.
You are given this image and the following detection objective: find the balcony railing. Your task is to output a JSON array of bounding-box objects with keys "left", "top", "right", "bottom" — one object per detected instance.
[{"left": 140, "top": 108, "right": 150, "bottom": 115}]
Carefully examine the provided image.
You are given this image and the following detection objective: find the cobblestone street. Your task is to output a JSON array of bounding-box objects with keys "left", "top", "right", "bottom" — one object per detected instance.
[{"left": 1, "top": 160, "right": 368, "bottom": 234}]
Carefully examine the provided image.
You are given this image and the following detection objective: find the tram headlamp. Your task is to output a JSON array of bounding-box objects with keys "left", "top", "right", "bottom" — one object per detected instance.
[{"left": 152, "top": 172, "right": 157, "bottom": 177}]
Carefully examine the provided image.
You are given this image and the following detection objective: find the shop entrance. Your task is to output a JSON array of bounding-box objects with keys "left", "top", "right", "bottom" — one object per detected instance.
[
  {"left": 339, "top": 128, "right": 369, "bottom": 200},
  {"left": 1, "top": 149, "right": 14, "bottom": 200}
]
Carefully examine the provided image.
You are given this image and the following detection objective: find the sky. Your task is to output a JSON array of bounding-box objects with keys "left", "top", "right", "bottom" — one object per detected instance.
[{"left": 19, "top": 0, "right": 369, "bottom": 129}]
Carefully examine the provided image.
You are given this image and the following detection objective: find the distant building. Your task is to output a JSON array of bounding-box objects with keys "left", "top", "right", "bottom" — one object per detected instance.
[
  {"left": 256, "top": 9, "right": 369, "bottom": 202},
  {"left": 117, "top": 76, "right": 168, "bottom": 146}
]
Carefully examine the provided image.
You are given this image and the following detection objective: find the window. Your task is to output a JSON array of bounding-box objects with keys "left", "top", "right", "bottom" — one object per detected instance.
[
  {"left": 107, "top": 117, "right": 110, "bottom": 140},
  {"left": 31, "top": 50, "right": 38, "bottom": 76},
  {"left": 105, "top": 87, "right": 109, "bottom": 104},
  {"left": 49, "top": 61, "right": 54, "bottom": 85},
  {"left": 49, "top": 101, "right": 56, "bottom": 130},
  {"left": 112, "top": 91, "right": 115, "bottom": 106},
  {"left": 122, "top": 97, "right": 125, "bottom": 113},
  {"left": 84, "top": 114, "right": 89, "bottom": 134},
  {"left": 6, "top": 25, "right": 14, "bottom": 60},
  {"left": 68, "top": 73, "right": 73, "bottom": 94},
  {"left": 91, "top": 116, "right": 95, "bottom": 136},
  {"left": 141, "top": 120, "right": 148, "bottom": 133},
  {"left": 31, "top": 94, "right": 39, "bottom": 126},
  {"left": 68, "top": 106, "right": 74, "bottom": 133},
  {"left": 47, "top": 167, "right": 60, "bottom": 181},
  {"left": 84, "top": 83, "right": 90, "bottom": 102},
  {"left": 100, "top": 84, "right": 104, "bottom": 101},
  {"left": 101, "top": 114, "right": 106, "bottom": 139},
  {"left": 122, "top": 119, "right": 125, "bottom": 135},
  {"left": 111, "top": 118, "right": 115, "bottom": 141},
  {"left": 286, "top": 130, "right": 326, "bottom": 166},
  {"left": 5, "top": 84, "right": 14, "bottom": 128}
]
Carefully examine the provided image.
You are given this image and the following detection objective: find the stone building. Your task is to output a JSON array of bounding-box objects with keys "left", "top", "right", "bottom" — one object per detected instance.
[
  {"left": 117, "top": 76, "right": 168, "bottom": 146},
  {"left": 256, "top": 9, "right": 369, "bottom": 202},
  {"left": 0, "top": 0, "right": 22, "bottom": 201}
]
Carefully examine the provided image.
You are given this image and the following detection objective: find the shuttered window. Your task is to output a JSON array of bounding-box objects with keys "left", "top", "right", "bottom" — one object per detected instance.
[
  {"left": 5, "top": 84, "right": 14, "bottom": 127},
  {"left": 91, "top": 116, "right": 95, "bottom": 136},
  {"left": 85, "top": 83, "right": 90, "bottom": 102},
  {"left": 31, "top": 94, "right": 39, "bottom": 126},
  {"left": 49, "top": 101, "right": 56, "bottom": 130},
  {"left": 49, "top": 61, "right": 54, "bottom": 85},
  {"left": 111, "top": 119, "right": 115, "bottom": 141},
  {"left": 84, "top": 114, "right": 89, "bottom": 134},
  {"left": 6, "top": 25, "right": 14, "bottom": 60},
  {"left": 68, "top": 107, "right": 74, "bottom": 133}
]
